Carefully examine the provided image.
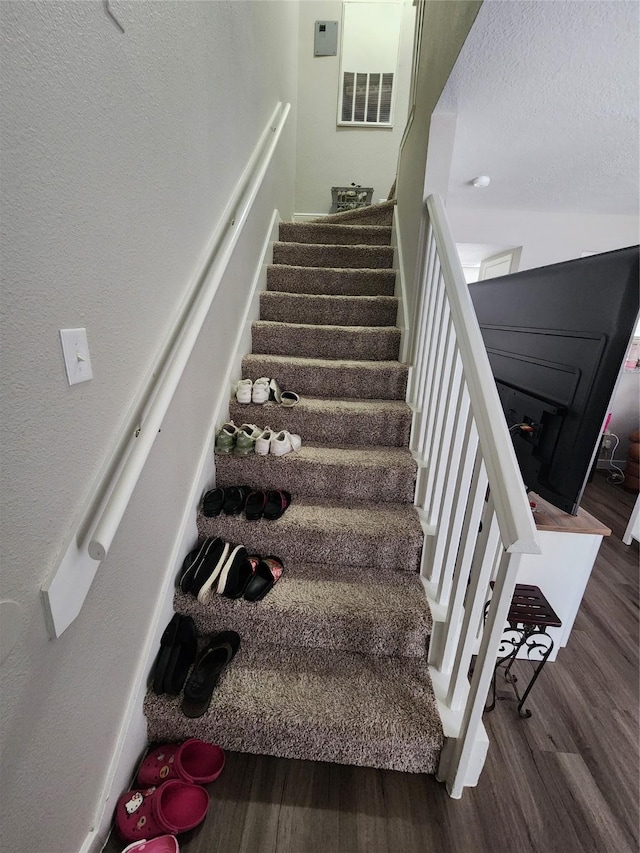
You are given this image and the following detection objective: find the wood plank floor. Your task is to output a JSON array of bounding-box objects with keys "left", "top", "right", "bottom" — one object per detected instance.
[{"left": 105, "top": 474, "right": 638, "bottom": 853}]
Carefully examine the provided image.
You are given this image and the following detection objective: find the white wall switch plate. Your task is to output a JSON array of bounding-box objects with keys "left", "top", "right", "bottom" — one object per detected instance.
[{"left": 60, "top": 328, "right": 93, "bottom": 385}]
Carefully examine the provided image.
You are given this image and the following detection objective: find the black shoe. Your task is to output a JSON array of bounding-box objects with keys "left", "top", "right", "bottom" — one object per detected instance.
[{"left": 182, "top": 631, "right": 241, "bottom": 718}]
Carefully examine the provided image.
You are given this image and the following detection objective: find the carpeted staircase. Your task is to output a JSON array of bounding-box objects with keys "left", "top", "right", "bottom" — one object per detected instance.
[{"left": 144, "top": 216, "right": 445, "bottom": 774}]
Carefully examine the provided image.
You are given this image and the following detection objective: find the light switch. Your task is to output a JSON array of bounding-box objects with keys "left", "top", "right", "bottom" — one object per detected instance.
[{"left": 60, "top": 328, "right": 93, "bottom": 385}]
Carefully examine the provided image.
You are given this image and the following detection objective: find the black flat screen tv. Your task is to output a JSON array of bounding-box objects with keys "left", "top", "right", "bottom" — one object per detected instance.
[{"left": 469, "top": 246, "right": 639, "bottom": 515}]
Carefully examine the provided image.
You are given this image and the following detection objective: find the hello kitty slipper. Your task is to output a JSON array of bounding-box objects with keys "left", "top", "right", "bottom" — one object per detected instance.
[
  {"left": 137, "top": 739, "right": 225, "bottom": 786},
  {"left": 121, "top": 835, "right": 179, "bottom": 853},
  {"left": 115, "top": 781, "right": 209, "bottom": 843}
]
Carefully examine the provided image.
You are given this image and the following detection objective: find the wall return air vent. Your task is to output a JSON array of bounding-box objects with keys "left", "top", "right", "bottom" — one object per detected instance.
[{"left": 341, "top": 72, "right": 394, "bottom": 125}]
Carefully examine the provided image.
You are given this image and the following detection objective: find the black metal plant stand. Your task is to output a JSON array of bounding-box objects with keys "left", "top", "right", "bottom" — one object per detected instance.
[{"left": 484, "top": 584, "right": 562, "bottom": 718}]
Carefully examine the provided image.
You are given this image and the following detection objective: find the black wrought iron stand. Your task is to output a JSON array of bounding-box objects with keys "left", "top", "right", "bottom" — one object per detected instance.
[{"left": 484, "top": 584, "right": 562, "bottom": 718}]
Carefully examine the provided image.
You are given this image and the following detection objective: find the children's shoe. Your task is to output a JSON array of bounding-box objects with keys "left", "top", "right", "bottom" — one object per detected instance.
[
  {"left": 234, "top": 423, "right": 261, "bottom": 455},
  {"left": 214, "top": 422, "right": 237, "bottom": 455},
  {"left": 137, "top": 739, "right": 225, "bottom": 786},
  {"left": 255, "top": 427, "right": 273, "bottom": 456},
  {"left": 115, "top": 780, "right": 209, "bottom": 843},
  {"left": 270, "top": 430, "right": 302, "bottom": 457},
  {"left": 252, "top": 377, "right": 270, "bottom": 404},
  {"left": 235, "top": 378, "right": 253, "bottom": 404}
]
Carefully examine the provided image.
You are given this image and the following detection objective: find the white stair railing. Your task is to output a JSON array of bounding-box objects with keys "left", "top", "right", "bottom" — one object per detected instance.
[{"left": 408, "top": 194, "right": 540, "bottom": 798}]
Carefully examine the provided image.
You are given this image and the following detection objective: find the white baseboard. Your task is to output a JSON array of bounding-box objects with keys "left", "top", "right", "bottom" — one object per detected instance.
[
  {"left": 292, "top": 212, "right": 326, "bottom": 222},
  {"left": 83, "top": 209, "right": 280, "bottom": 853}
]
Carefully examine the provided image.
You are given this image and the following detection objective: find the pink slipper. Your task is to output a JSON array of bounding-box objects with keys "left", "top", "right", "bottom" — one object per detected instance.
[
  {"left": 121, "top": 836, "right": 179, "bottom": 853},
  {"left": 115, "top": 780, "right": 209, "bottom": 842},
  {"left": 137, "top": 739, "right": 225, "bottom": 786}
]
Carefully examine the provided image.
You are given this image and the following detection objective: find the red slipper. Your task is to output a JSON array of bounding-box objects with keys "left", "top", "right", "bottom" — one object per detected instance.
[
  {"left": 115, "top": 780, "right": 209, "bottom": 842},
  {"left": 137, "top": 739, "right": 225, "bottom": 786},
  {"left": 244, "top": 556, "right": 284, "bottom": 602}
]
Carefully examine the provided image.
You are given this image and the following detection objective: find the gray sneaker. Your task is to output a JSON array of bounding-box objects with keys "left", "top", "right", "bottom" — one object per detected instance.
[
  {"left": 234, "top": 423, "right": 261, "bottom": 455},
  {"left": 215, "top": 421, "right": 237, "bottom": 455}
]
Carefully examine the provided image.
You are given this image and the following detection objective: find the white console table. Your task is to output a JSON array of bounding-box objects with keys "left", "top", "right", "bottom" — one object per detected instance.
[{"left": 511, "top": 493, "right": 611, "bottom": 662}]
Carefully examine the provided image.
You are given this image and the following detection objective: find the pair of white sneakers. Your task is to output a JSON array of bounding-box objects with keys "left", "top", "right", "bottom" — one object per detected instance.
[
  {"left": 236, "top": 377, "right": 270, "bottom": 404},
  {"left": 255, "top": 427, "right": 301, "bottom": 457},
  {"left": 236, "top": 377, "right": 300, "bottom": 407}
]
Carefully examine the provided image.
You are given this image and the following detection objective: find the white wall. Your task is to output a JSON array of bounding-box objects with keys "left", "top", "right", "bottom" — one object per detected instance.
[
  {"left": 295, "top": 0, "right": 415, "bottom": 215},
  {"left": 446, "top": 206, "right": 640, "bottom": 272},
  {"left": 0, "top": 2, "right": 298, "bottom": 851}
]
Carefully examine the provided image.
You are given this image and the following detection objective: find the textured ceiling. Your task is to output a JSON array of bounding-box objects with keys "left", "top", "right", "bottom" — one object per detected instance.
[{"left": 438, "top": 0, "right": 639, "bottom": 215}]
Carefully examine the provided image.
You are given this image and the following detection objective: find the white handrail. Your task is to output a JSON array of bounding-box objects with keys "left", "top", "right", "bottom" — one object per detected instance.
[
  {"left": 41, "top": 102, "right": 290, "bottom": 638},
  {"left": 88, "top": 102, "right": 291, "bottom": 561},
  {"left": 425, "top": 194, "right": 539, "bottom": 554}
]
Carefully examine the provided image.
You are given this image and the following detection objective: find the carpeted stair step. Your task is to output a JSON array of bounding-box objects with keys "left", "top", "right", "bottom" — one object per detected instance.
[
  {"left": 260, "top": 292, "right": 398, "bottom": 327},
  {"left": 279, "top": 222, "right": 392, "bottom": 246},
  {"left": 273, "top": 242, "right": 394, "bottom": 270},
  {"left": 197, "top": 497, "right": 423, "bottom": 572},
  {"left": 242, "top": 353, "right": 408, "bottom": 400},
  {"left": 228, "top": 397, "right": 412, "bottom": 447},
  {"left": 215, "top": 444, "right": 416, "bottom": 504},
  {"left": 311, "top": 199, "right": 395, "bottom": 227},
  {"left": 267, "top": 265, "right": 396, "bottom": 297},
  {"left": 173, "top": 562, "right": 431, "bottom": 658},
  {"left": 252, "top": 320, "right": 400, "bottom": 361},
  {"left": 144, "top": 642, "right": 443, "bottom": 773}
]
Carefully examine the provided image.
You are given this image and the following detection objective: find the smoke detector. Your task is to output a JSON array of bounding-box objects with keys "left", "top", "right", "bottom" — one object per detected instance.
[{"left": 472, "top": 175, "right": 491, "bottom": 188}]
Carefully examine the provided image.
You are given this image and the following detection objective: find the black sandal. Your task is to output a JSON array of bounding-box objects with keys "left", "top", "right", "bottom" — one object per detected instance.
[
  {"left": 222, "top": 485, "right": 252, "bottom": 515},
  {"left": 263, "top": 490, "right": 292, "bottom": 520},
  {"left": 245, "top": 490, "right": 267, "bottom": 520},
  {"left": 182, "top": 631, "right": 241, "bottom": 718},
  {"left": 201, "top": 487, "right": 225, "bottom": 517}
]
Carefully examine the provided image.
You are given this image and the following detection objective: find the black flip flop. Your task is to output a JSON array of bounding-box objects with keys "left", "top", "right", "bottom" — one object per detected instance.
[
  {"left": 263, "top": 490, "right": 292, "bottom": 520},
  {"left": 244, "top": 556, "right": 284, "bottom": 602},
  {"left": 245, "top": 490, "right": 267, "bottom": 520},
  {"left": 152, "top": 614, "right": 197, "bottom": 695},
  {"left": 202, "top": 487, "right": 225, "bottom": 517},
  {"left": 182, "top": 631, "right": 241, "bottom": 718}
]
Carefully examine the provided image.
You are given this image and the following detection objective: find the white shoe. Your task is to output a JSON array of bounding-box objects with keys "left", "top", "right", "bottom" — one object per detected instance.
[
  {"left": 252, "top": 377, "right": 270, "bottom": 404},
  {"left": 255, "top": 427, "right": 273, "bottom": 456},
  {"left": 236, "top": 378, "right": 253, "bottom": 404},
  {"left": 271, "top": 430, "right": 302, "bottom": 457}
]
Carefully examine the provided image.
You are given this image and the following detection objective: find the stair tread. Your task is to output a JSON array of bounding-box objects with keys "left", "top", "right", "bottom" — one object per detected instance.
[
  {"left": 254, "top": 320, "right": 400, "bottom": 334},
  {"left": 197, "top": 497, "right": 423, "bottom": 572},
  {"left": 228, "top": 397, "right": 412, "bottom": 447},
  {"left": 243, "top": 353, "right": 407, "bottom": 372},
  {"left": 215, "top": 444, "right": 416, "bottom": 503},
  {"left": 218, "top": 443, "right": 416, "bottom": 469},
  {"left": 261, "top": 291, "right": 398, "bottom": 305},
  {"left": 173, "top": 560, "right": 431, "bottom": 657},
  {"left": 144, "top": 642, "right": 443, "bottom": 773},
  {"left": 279, "top": 223, "right": 392, "bottom": 246},
  {"left": 232, "top": 395, "right": 411, "bottom": 415},
  {"left": 199, "top": 495, "right": 421, "bottom": 537}
]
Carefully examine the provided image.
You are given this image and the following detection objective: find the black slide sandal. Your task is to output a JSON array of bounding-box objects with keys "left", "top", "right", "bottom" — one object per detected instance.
[
  {"left": 202, "top": 487, "right": 225, "bottom": 517},
  {"left": 223, "top": 485, "right": 252, "bottom": 515},
  {"left": 244, "top": 556, "right": 284, "bottom": 602},
  {"left": 263, "top": 490, "right": 292, "bottom": 520},
  {"left": 245, "top": 490, "right": 266, "bottom": 520}
]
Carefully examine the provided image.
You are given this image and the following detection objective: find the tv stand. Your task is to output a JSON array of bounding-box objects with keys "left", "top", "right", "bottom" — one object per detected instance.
[{"left": 511, "top": 492, "right": 611, "bottom": 661}]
